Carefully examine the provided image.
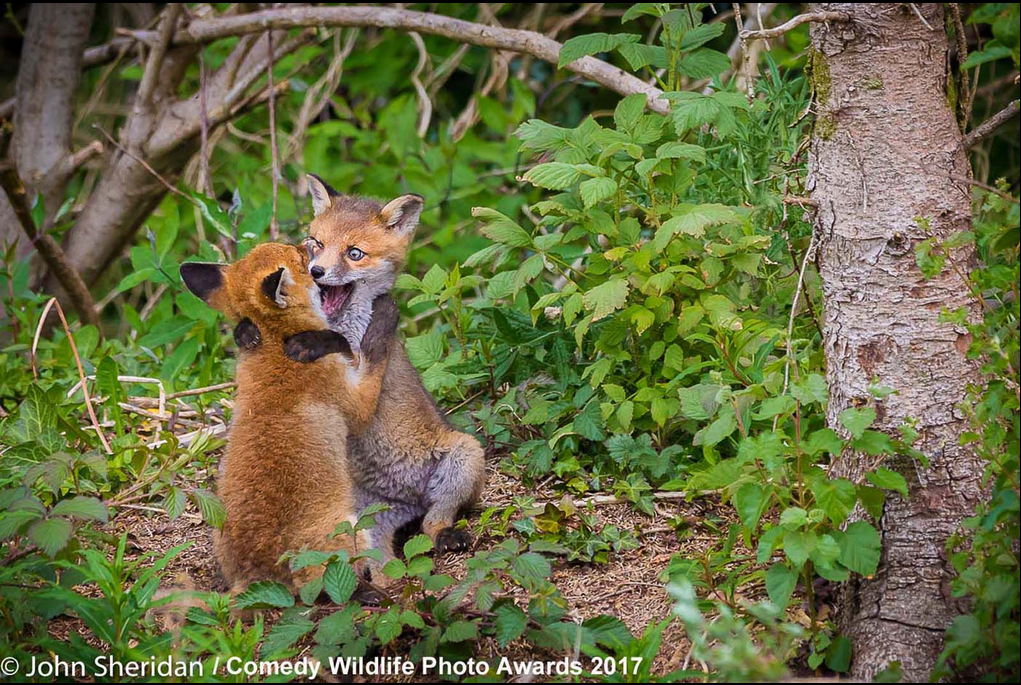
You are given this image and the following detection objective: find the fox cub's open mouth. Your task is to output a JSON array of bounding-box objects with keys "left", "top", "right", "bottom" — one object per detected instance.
[{"left": 319, "top": 282, "right": 354, "bottom": 320}]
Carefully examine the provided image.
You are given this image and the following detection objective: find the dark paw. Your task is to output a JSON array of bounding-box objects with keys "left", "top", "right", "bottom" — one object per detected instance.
[
  {"left": 435, "top": 527, "right": 471, "bottom": 554},
  {"left": 234, "top": 318, "right": 262, "bottom": 350},
  {"left": 284, "top": 333, "right": 325, "bottom": 363}
]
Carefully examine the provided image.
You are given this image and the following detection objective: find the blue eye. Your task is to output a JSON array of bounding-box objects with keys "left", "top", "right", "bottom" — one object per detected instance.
[{"left": 347, "top": 247, "right": 365, "bottom": 261}]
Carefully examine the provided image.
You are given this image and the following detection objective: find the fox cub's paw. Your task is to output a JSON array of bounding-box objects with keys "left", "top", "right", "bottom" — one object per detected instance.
[
  {"left": 284, "top": 330, "right": 354, "bottom": 363},
  {"left": 234, "top": 318, "right": 262, "bottom": 350},
  {"left": 435, "top": 527, "right": 471, "bottom": 554}
]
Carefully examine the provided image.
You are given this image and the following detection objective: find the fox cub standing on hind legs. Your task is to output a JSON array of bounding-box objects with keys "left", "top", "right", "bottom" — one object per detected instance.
[
  {"left": 236, "top": 176, "right": 486, "bottom": 581},
  {"left": 180, "top": 243, "right": 373, "bottom": 595}
]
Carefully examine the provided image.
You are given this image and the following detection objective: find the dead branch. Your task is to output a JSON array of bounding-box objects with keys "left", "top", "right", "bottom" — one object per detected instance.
[
  {"left": 963, "top": 99, "right": 1020, "bottom": 150},
  {"left": 0, "top": 159, "right": 100, "bottom": 328},
  {"left": 133, "top": 5, "right": 669, "bottom": 114},
  {"left": 135, "top": 4, "right": 183, "bottom": 111},
  {"left": 740, "top": 10, "right": 849, "bottom": 41},
  {"left": 266, "top": 30, "right": 280, "bottom": 239}
]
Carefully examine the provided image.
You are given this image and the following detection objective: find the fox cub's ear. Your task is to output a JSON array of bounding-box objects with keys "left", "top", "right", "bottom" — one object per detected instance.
[
  {"left": 261, "top": 266, "right": 294, "bottom": 308},
  {"left": 180, "top": 262, "right": 227, "bottom": 305},
  {"left": 380, "top": 194, "right": 424, "bottom": 237},
  {"left": 307, "top": 173, "right": 340, "bottom": 218}
]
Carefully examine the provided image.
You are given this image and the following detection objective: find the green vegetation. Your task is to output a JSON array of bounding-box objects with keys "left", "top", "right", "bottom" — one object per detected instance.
[{"left": 1, "top": 3, "right": 1018, "bottom": 681}]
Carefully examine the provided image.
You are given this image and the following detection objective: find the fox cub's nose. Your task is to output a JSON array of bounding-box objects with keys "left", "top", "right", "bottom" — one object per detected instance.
[{"left": 310, "top": 266, "right": 325, "bottom": 279}]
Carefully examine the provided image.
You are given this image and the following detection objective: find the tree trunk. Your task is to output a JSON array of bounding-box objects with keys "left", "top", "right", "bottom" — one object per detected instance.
[{"left": 808, "top": 3, "right": 985, "bottom": 680}]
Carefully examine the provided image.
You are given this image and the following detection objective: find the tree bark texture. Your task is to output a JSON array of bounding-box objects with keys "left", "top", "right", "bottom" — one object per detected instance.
[
  {"left": 12, "top": 3, "right": 95, "bottom": 216},
  {"left": 808, "top": 4, "right": 985, "bottom": 680}
]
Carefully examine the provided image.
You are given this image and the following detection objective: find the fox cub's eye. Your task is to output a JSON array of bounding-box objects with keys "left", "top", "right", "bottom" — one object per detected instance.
[{"left": 347, "top": 247, "right": 365, "bottom": 261}]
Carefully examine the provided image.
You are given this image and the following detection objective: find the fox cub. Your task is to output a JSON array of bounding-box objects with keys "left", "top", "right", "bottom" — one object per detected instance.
[
  {"left": 180, "top": 243, "right": 369, "bottom": 594},
  {"left": 238, "top": 176, "right": 486, "bottom": 576}
]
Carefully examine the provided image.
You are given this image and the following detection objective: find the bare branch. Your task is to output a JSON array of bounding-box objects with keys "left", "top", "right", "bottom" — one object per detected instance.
[
  {"left": 740, "top": 10, "right": 849, "bottom": 41},
  {"left": 133, "top": 5, "right": 668, "bottom": 113},
  {"left": 135, "top": 4, "right": 183, "bottom": 110},
  {"left": 0, "top": 160, "right": 100, "bottom": 329},
  {"left": 963, "top": 99, "right": 1020, "bottom": 150},
  {"left": 266, "top": 30, "right": 281, "bottom": 240}
]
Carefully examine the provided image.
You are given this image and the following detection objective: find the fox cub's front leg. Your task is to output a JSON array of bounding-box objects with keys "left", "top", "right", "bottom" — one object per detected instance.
[{"left": 423, "top": 430, "right": 486, "bottom": 554}]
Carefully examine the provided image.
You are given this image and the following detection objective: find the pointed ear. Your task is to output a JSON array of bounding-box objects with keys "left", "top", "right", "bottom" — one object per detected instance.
[
  {"left": 261, "top": 267, "right": 293, "bottom": 307},
  {"left": 307, "top": 174, "right": 338, "bottom": 218},
  {"left": 380, "top": 194, "right": 424, "bottom": 236},
  {"left": 180, "top": 262, "right": 226, "bottom": 304}
]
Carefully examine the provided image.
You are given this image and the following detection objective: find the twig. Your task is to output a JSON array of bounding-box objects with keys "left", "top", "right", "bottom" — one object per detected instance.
[
  {"left": 67, "top": 374, "right": 167, "bottom": 417},
  {"left": 740, "top": 10, "right": 849, "bottom": 41},
  {"left": 133, "top": 5, "right": 670, "bottom": 114},
  {"left": 266, "top": 30, "right": 280, "bottom": 240},
  {"left": 34, "top": 298, "right": 113, "bottom": 455},
  {"left": 408, "top": 32, "right": 433, "bottom": 138},
  {"left": 963, "top": 99, "right": 1020, "bottom": 150},
  {"left": 0, "top": 159, "right": 100, "bottom": 328},
  {"left": 135, "top": 4, "right": 182, "bottom": 112},
  {"left": 908, "top": 3, "right": 934, "bottom": 32},
  {"left": 198, "top": 50, "right": 213, "bottom": 201},
  {"left": 92, "top": 124, "right": 195, "bottom": 204},
  {"left": 782, "top": 228, "right": 819, "bottom": 397},
  {"left": 950, "top": 174, "right": 1019, "bottom": 204}
]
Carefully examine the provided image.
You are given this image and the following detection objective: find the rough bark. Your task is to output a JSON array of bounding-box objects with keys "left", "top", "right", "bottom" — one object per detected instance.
[
  {"left": 808, "top": 4, "right": 985, "bottom": 680},
  {"left": 12, "top": 3, "right": 95, "bottom": 217}
]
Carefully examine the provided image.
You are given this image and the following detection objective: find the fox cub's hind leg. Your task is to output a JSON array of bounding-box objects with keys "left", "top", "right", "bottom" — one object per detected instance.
[{"left": 423, "top": 430, "right": 485, "bottom": 554}]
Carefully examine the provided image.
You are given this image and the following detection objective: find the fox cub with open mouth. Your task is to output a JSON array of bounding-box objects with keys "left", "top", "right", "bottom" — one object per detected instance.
[
  {"left": 181, "top": 243, "right": 374, "bottom": 595},
  {"left": 235, "top": 177, "right": 486, "bottom": 582}
]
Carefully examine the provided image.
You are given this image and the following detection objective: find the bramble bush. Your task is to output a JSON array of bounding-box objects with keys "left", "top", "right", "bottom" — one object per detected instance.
[{"left": 2, "top": 2, "right": 1019, "bottom": 681}]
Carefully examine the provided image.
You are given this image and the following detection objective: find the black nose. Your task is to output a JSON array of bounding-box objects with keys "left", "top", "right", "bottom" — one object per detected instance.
[{"left": 310, "top": 266, "right": 325, "bottom": 279}]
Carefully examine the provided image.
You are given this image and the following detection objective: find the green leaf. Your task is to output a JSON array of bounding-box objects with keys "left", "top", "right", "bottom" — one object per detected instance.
[
  {"left": 679, "top": 22, "right": 726, "bottom": 50},
  {"left": 734, "top": 482, "right": 767, "bottom": 531},
  {"left": 839, "top": 406, "right": 876, "bottom": 439},
  {"left": 523, "top": 162, "right": 585, "bottom": 189},
  {"left": 27, "top": 517, "right": 73, "bottom": 557},
  {"left": 403, "top": 534, "right": 433, "bottom": 559},
  {"left": 678, "top": 48, "right": 731, "bottom": 79},
  {"left": 382, "top": 559, "right": 407, "bottom": 580},
  {"left": 580, "top": 177, "right": 617, "bottom": 208},
  {"left": 558, "top": 33, "right": 640, "bottom": 67},
  {"left": 783, "top": 529, "right": 816, "bottom": 568},
  {"left": 583, "top": 278, "right": 629, "bottom": 321},
  {"left": 493, "top": 602, "right": 529, "bottom": 648},
  {"left": 837, "top": 521, "right": 882, "bottom": 577},
  {"left": 701, "top": 410, "right": 736, "bottom": 446},
  {"left": 324, "top": 561, "right": 358, "bottom": 604},
  {"left": 765, "top": 563, "right": 797, "bottom": 609},
  {"left": 50, "top": 497, "right": 108, "bottom": 523},
  {"left": 653, "top": 204, "right": 738, "bottom": 249},
  {"left": 473, "top": 208, "right": 533, "bottom": 248},
  {"left": 511, "top": 552, "right": 551, "bottom": 581},
  {"left": 262, "top": 610, "right": 314, "bottom": 657},
  {"left": 441, "top": 619, "right": 479, "bottom": 643},
  {"left": 811, "top": 478, "right": 857, "bottom": 525},
  {"left": 614, "top": 93, "right": 648, "bottom": 131},
  {"left": 655, "top": 142, "right": 706, "bottom": 163},
  {"left": 826, "top": 635, "right": 852, "bottom": 673},
  {"left": 866, "top": 468, "right": 909, "bottom": 497},
  {"left": 235, "top": 581, "right": 294, "bottom": 610},
  {"left": 375, "top": 609, "right": 403, "bottom": 644},
  {"left": 189, "top": 489, "right": 225, "bottom": 529},
  {"left": 315, "top": 605, "right": 358, "bottom": 645}
]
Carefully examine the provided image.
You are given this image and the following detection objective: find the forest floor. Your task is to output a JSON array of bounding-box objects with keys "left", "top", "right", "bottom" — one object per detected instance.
[{"left": 47, "top": 412, "right": 762, "bottom": 681}]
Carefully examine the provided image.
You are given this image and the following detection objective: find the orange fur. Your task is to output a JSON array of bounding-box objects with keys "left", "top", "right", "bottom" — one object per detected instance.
[{"left": 182, "top": 243, "right": 367, "bottom": 595}]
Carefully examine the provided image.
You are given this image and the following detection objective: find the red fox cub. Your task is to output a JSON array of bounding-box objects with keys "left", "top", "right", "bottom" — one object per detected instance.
[
  {"left": 180, "top": 243, "right": 369, "bottom": 595},
  {"left": 237, "top": 176, "right": 486, "bottom": 577}
]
